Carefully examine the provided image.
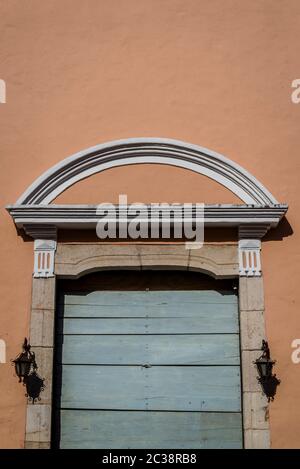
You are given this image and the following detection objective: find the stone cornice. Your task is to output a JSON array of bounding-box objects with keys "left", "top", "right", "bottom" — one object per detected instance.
[{"left": 6, "top": 204, "right": 288, "bottom": 239}]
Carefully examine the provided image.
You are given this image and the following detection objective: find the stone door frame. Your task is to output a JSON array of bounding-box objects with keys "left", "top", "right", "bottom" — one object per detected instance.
[{"left": 25, "top": 242, "right": 269, "bottom": 449}]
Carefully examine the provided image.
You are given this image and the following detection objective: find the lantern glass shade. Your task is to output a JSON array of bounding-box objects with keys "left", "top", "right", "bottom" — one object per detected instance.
[
  {"left": 14, "top": 354, "right": 32, "bottom": 379},
  {"left": 256, "top": 357, "right": 274, "bottom": 379}
]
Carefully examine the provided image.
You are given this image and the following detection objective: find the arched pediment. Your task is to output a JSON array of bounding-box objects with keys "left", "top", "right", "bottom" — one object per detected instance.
[
  {"left": 16, "top": 138, "right": 278, "bottom": 205},
  {"left": 7, "top": 137, "right": 288, "bottom": 281}
]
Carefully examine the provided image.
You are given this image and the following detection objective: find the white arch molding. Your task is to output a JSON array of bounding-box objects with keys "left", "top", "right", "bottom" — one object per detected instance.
[{"left": 16, "top": 137, "right": 278, "bottom": 205}]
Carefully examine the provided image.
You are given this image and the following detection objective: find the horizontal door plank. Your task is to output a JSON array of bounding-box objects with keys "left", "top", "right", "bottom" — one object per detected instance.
[
  {"left": 62, "top": 290, "right": 237, "bottom": 307},
  {"left": 60, "top": 334, "right": 240, "bottom": 365},
  {"left": 59, "top": 410, "right": 243, "bottom": 449},
  {"left": 60, "top": 365, "right": 241, "bottom": 412},
  {"left": 59, "top": 316, "right": 238, "bottom": 335},
  {"left": 59, "top": 302, "right": 238, "bottom": 321}
]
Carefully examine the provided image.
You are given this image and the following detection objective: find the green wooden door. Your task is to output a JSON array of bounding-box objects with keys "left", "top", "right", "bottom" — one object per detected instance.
[{"left": 54, "top": 289, "right": 242, "bottom": 448}]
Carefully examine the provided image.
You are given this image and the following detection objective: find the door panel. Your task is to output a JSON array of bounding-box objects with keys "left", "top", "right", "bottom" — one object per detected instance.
[{"left": 55, "top": 286, "right": 242, "bottom": 448}]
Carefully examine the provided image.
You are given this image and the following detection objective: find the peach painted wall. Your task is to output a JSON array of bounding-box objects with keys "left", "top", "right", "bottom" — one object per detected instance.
[{"left": 0, "top": 0, "right": 300, "bottom": 448}]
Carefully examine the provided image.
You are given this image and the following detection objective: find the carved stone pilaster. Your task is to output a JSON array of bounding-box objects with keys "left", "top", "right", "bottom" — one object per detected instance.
[
  {"left": 239, "top": 239, "right": 261, "bottom": 277},
  {"left": 238, "top": 225, "right": 266, "bottom": 277},
  {"left": 25, "top": 225, "right": 57, "bottom": 278},
  {"left": 33, "top": 239, "right": 57, "bottom": 278}
]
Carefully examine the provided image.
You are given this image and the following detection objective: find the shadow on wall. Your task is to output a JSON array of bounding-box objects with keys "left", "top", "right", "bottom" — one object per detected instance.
[{"left": 263, "top": 217, "right": 293, "bottom": 242}]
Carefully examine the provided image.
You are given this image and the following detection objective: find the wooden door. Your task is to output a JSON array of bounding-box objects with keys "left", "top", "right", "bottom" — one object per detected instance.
[{"left": 54, "top": 274, "right": 242, "bottom": 448}]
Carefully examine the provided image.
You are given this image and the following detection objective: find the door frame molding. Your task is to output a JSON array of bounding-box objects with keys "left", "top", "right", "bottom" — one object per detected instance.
[{"left": 25, "top": 242, "right": 269, "bottom": 449}]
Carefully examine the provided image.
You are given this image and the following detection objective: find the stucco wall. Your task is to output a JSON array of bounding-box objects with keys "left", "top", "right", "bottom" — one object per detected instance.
[{"left": 0, "top": 0, "right": 299, "bottom": 448}]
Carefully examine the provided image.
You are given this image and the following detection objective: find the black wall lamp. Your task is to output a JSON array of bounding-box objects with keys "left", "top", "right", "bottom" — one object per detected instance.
[
  {"left": 254, "top": 340, "right": 280, "bottom": 402},
  {"left": 12, "top": 338, "right": 45, "bottom": 404},
  {"left": 12, "top": 338, "right": 36, "bottom": 382}
]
